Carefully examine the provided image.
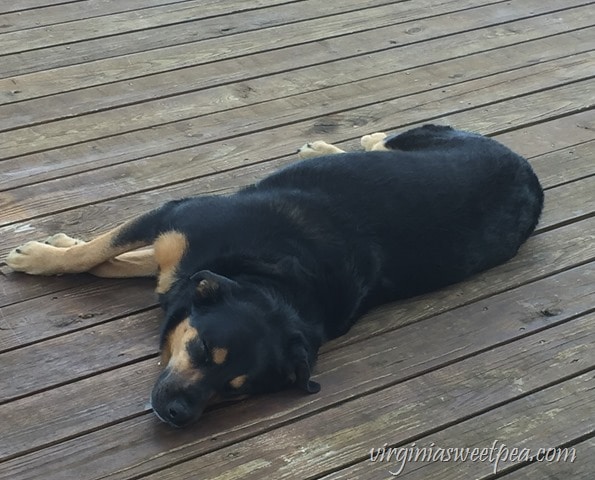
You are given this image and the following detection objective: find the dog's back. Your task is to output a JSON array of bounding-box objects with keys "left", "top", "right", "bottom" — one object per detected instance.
[{"left": 246, "top": 126, "right": 543, "bottom": 335}]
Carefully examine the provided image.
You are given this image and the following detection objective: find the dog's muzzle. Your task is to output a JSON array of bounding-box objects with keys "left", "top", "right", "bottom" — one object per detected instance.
[{"left": 150, "top": 368, "right": 212, "bottom": 428}]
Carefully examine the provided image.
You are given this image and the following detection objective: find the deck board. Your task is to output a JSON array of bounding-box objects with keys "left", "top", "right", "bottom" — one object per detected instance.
[
  {"left": 0, "top": 0, "right": 593, "bottom": 478},
  {"left": 0, "top": 0, "right": 469, "bottom": 77},
  {"left": 324, "top": 372, "right": 595, "bottom": 479},
  {"left": 0, "top": 1, "right": 199, "bottom": 31}
]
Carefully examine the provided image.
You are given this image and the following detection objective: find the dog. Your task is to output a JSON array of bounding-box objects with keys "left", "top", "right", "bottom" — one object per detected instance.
[{"left": 5, "top": 125, "right": 544, "bottom": 428}]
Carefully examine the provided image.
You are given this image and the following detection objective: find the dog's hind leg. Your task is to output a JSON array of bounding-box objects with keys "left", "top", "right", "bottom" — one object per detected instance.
[
  {"left": 90, "top": 249, "right": 157, "bottom": 278},
  {"left": 297, "top": 140, "right": 345, "bottom": 159},
  {"left": 360, "top": 133, "right": 388, "bottom": 151},
  {"left": 5, "top": 210, "right": 163, "bottom": 276},
  {"left": 27, "top": 232, "right": 158, "bottom": 278}
]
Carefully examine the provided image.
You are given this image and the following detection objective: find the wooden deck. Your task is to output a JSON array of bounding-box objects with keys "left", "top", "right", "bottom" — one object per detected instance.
[{"left": 1, "top": 0, "right": 594, "bottom": 478}]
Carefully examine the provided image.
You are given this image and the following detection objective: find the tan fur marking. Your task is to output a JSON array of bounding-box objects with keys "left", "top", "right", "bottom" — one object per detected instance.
[
  {"left": 154, "top": 231, "right": 188, "bottom": 294},
  {"left": 230, "top": 375, "right": 247, "bottom": 389},
  {"left": 5, "top": 220, "right": 148, "bottom": 276},
  {"left": 89, "top": 248, "right": 158, "bottom": 278},
  {"left": 212, "top": 347, "right": 228, "bottom": 365},
  {"left": 59, "top": 220, "right": 147, "bottom": 272},
  {"left": 162, "top": 318, "right": 203, "bottom": 382}
]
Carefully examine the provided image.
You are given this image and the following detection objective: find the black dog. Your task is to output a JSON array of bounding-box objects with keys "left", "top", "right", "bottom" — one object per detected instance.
[{"left": 6, "top": 125, "right": 543, "bottom": 428}]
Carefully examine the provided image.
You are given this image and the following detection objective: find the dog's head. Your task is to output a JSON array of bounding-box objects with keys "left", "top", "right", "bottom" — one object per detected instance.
[{"left": 150, "top": 270, "right": 320, "bottom": 428}]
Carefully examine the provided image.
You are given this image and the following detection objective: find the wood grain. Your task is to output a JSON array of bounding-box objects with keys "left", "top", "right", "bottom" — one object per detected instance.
[
  {"left": 1, "top": 0, "right": 581, "bottom": 95},
  {"left": 322, "top": 372, "right": 595, "bottom": 479},
  {"left": 0, "top": 0, "right": 489, "bottom": 77},
  {"left": 2, "top": 18, "right": 592, "bottom": 189},
  {"left": 0, "top": 0, "right": 200, "bottom": 32},
  {"left": 0, "top": 0, "right": 386, "bottom": 56},
  {"left": 142, "top": 322, "right": 595, "bottom": 480},
  {"left": 1, "top": 267, "right": 592, "bottom": 478},
  {"left": 1, "top": 1, "right": 593, "bottom": 477},
  {"left": 1, "top": 55, "right": 592, "bottom": 227}
]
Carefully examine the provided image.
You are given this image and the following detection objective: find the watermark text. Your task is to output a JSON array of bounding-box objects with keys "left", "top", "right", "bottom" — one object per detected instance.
[{"left": 369, "top": 440, "right": 576, "bottom": 475}]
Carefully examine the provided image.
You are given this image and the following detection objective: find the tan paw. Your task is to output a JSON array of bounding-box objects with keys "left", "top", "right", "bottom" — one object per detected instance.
[
  {"left": 6, "top": 241, "right": 64, "bottom": 275},
  {"left": 43, "top": 233, "right": 84, "bottom": 248},
  {"left": 360, "top": 132, "right": 387, "bottom": 151},
  {"left": 297, "top": 141, "right": 345, "bottom": 159}
]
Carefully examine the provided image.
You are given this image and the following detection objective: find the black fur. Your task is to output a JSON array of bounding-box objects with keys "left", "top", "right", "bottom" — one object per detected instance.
[{"left": 134, "top": 125, "right": 543, "bottom": 427}]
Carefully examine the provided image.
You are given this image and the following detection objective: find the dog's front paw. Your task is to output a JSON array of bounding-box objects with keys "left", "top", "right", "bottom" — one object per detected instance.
[
  {"left": 297, "top": 141, "right": 345, "bottom": 159},
  {"left": 361, "top": 133, "right": 387, "bottom": 151},
  {"left": 43, "top": 233, "right": 84, "bottom": 248},
  {"left": 6, "top": 241, "right": 64, "bottom": 275}
]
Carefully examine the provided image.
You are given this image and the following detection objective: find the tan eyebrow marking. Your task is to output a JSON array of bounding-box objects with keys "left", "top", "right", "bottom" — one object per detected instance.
[
  {"left": 230, "top": 375, "right": 247, "bottom": 389},
  {"left": 161, "top": 318, "right": 203, "bottom": 382},
  {"left": 212, "top": 347, "right": 228, "bottom": 365}
]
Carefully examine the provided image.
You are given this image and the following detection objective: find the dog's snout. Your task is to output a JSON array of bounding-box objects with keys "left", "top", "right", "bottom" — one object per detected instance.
[
  {"left": 150, "top": 368, "right": 211, "bottom": 428},
  {"left": 151, "top": 387, "right": 197, "bottom": 428}
]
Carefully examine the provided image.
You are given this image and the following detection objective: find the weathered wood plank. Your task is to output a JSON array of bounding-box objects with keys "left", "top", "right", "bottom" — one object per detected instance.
[
  {"left": 139, "top": 321, "right": 595, "bottom": 480},
  {"left": 0, "top": 266, "right": 592, "bottom": 477},
  {"left": 0, "top": 0, "right": 386, "bottom": 56},
  {"left": 1, "top": 56, "right": 591, "bottom": 227},
  {"left": 531, "top": 140, "right": 595, "bottom": 189},
  {"left": 0, "top": 268, "right": 99, "bottom": 309},
  {"left": 0, "top": 278, "right": 156, "bottom": 353},
  {"left": 0, "top": 0, "right": 490, "bottom": 106},
  {"left": 2, "top": 7, "right": 591, "bottom": 134},
  {"left": 0, "top": 0, "right": 494, "bottom": 77},
  {"left": 0, "top": 311, "right": 158, "bottom": 402},
  {"left": 497, "top": 110, "right": 595, "bottom": 159},
  {"left": 322, "top": 373, "right": 595, "bottom": 479},
  {"left": 1, "top": 0, "right": 588, "bottom": 109},
  {"left": 501, "top": 438, "right": 594, "bottom": 480},
  {"left": 0, "top": 0, "right": 586, "bottom": 91},
  {"left": 0, "top": 1, "right": 591, "bottom": 478},
  {"left": 0, "top": 2, "right": 528, "bottom": 158},
  {"left": 3, "top": 10, "right": 592, "bottom": 162},
  {"left": 0, "top": 0, "right": 85, "bottom": 15},
  {"left": 0, "top": 359, "right": 157, "bottom": 463},
  {"left": 539, "top": 176, "right": 595, "bottom": 230},
  {"left": 0, "top": 0, "right": 197, "bottom": 32},
  {"left": 2, "top": 22, "right": 592, "bottom": 192}
]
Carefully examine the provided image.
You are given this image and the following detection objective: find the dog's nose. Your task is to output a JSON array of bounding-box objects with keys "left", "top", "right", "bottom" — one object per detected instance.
[
  {"left": 151, "top": 396, "right": 195, "bottom": 428},
  {"left": 151, "top": 380, "right": 197, "bottom": 427},
  {"left": 150, "top": 368, "right": 211, "bottom": 427},
  {"left": 162, "top": 398, "right": 194, "bottom": 427}
]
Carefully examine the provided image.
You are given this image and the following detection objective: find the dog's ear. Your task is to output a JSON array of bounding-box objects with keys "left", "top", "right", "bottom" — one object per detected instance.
[
  {"left": 289, "top": 334, "right": 321, "bottom": 394},
  {"left": 191, "top": 270, "right": 239, "bottom": 301}
]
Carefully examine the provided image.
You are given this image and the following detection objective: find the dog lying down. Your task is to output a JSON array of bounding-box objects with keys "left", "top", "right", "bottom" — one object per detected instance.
[{"left": 6, "top": 125, "right": 544, "bottom": 428}]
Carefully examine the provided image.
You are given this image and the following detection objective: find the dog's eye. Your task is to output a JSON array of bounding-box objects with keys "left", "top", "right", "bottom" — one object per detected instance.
[{"left": 201, "top": 339, "right": 212, "bottom": 366}]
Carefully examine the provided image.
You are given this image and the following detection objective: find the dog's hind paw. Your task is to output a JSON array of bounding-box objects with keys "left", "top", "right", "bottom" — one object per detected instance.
[
  {"left": 43, "top": 233, "right": 85, "bottom": 248},
  {"left": 297, "top": 141, "right": 345, "bottom": 159},
  {"left": 6, "top": 241, "right": 65, "bottom": 275},
  {"left": 6, "top": 233, "right": 86, "bottom": 275},
  {"left": 360, "top": 133, "right": 387, "bottom": 151}
]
